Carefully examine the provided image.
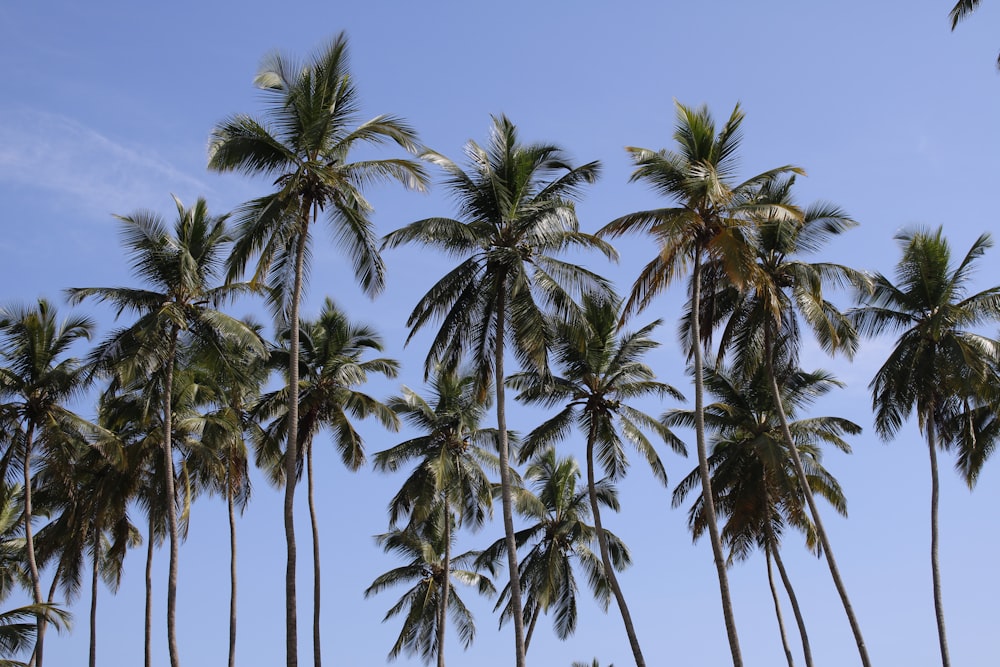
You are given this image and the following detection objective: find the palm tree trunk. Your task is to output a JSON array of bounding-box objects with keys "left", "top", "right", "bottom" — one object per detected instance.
[
  {"left": 30, "top": 570, "right": 60, "bottom": 667},
  {"left": 768, "top": 524, "right": 813, "bottom": 667},
  {"left": 228, "top": 453, "right": 238, "bottom": 667},
  {"left": 90, "top": 530, "right": 100, "bottom": 667},
  {"left": 763, "top": 327, "right": 870, "bottom": 667},
  {"left": 494, "top": 274, "right": 527, "bottom": 667},
  {"left": 437, "top": 497, "right": 450, "bottom": 667},
  {"left": 22, "top": 422, "right": 46, "bottom": 667},
  {"left": 307, "top": 439, "right": 321, "bottom": 667},
  {"left": 145, "top": 511, "right": 154, "bottom": 667},
  {"left": 927, "top": 424, "right": 951, "bottom": 667},
  {"left": 765, "top": 544, "right": 795, "bottom": 667},
  {"left": 164, "top": 325, "right": 181, "bottom": 667},
  {"left": 285, "top": 206, "right": 310, "bottom": 667},
  {"left": 585, "top": 422, "right": 645, "bottom": 667},
  {"left": 691, "top": 251, "right": 743, "bottom": 667}
]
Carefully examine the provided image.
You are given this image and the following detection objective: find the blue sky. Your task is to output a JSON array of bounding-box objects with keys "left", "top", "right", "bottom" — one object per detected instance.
[{"left": 2, "top": 1, "right": 999, "bottom": 665}]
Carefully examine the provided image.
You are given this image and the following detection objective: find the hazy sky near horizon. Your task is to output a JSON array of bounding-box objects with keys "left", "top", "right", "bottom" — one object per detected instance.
[{"left": 2, "top": 2, "right": 999, "bottom": 665}]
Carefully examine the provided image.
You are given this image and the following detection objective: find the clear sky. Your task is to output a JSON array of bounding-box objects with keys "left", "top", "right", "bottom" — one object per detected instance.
[{"left": 2, "top": 1, "right": 999, "bottom": 665}]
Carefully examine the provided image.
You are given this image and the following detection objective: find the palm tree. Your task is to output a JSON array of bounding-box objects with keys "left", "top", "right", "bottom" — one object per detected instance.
[
  {"left": 33, "top": 434, "right": 141, "bottom": 667},
  {"left": 383, "top": 115, "right": 615, "bottom": 666},
  {"left": 67, "top": 196, "right": 263, "bottom": 667},
  {"left": 0, "top": 299, "right": 94, "bottom": 667},
  {"left": 254, "top": 298, "right": 399, "bottom": 666},
  {"left": 508, "top": 292, "right": 684, "bottom": 667},
  {"left": 850, "top": 227, "right": 1000, "bottom": 667},
  {"left": 669, "top": 364, "right": 856, "bottom": 667},
  {"left": 365, "top": 509, "right": 495, "bottom": 665},
  {"left": 477, "top": 448, "right": 629, "bottom": 654},
  {"left": 597, "top": 101, "right": 802, "bottom": 667},
  {"left": 688, "top": 175, "right": 873, "bottom": 665},
  {"left": 374, "top": 366, "right": 497, "bottom": 667},
  {"left": 207, "top": 35, "right": 427, "bottom": 666}
]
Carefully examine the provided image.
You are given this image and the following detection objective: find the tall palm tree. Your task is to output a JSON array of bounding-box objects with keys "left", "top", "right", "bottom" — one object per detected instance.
[
  {"left": 384, "top": 115, "right": 615, "bottom": 667},
  {"left": 477, "top": 448, "right": 629, "bottom": 653},
  {"left": 186, "top": 320, "right": 266, "bottom": 667},
  {"left": 207, "top": 35, "right": 427, "bottom": 665},
  {"left": 598, "top": 101, "right": 802, "bottom": 667},
  {"left": 508, "top": 292, "right": 684, "bottom": 667},
  {"left": 688, "top": 175, "right": 872, "bottom": 665},
  {"left": 850, "top": 227, "right": 1000, "bottom": 667},
  {"left": 365, "top": 509, "right": 495, "bottom": 665},
  {"left": 374, "top": 366, "right": 498, "bottom": 667},
  {"left": 67, "top": 195, "right": 263, "bottom": 667},
  {"left": 254, "top": 298, "right": 399, "bottom": 666},
  {"left": 0, "top": 299, "right": 94, "bottom": 667},
  {"left": 669, "top": 364, "right": 856, "bottom": 667}
]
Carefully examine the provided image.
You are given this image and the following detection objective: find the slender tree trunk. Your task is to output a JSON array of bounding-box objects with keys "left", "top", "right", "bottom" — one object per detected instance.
[
  {"left": 769, "top": 524, "right": 813, "bottom": 667},
  {"left": 145, "top": 512, "right": 154, "bottom": 667},
  {"left": 90, "top": 530, "right": 100, "bottom": 667},
  {"left": 763, "top": 327, "right": 870, "bottom": 667},
  {"left": 927, "top": 424, "right": 951, "bottom": 667},
  {"left": 228, "top": 452, "right": 238, "bottom": 667},
  {"left": 691, "top": 252, "right": 743, "bottom": 666},
  {"left": 164, "top": 325, "right": 181, "bottom": 667},
  {"left": 307, "top": 439, "right": 321, "bottom": 667},
  {"left": 285, "top": 207, "right": 311, "bottom": 667},
  {"left": 494, "top": 275, "right": 527, "bottom": 667},
  {"left": 765, "top": 544, "right": 795, "bottom": 667},
  {"left": 22, "top": 422, "right": 46, "bottom": 667},
  {"left": 437, "top": 497, "right": 450, "bottom": 667},
  {"left": 30, "top": 571, "right": 60, "bottom": 667},
  {"left": 585, "top": 422, "right": 645, "bottom": 667}
]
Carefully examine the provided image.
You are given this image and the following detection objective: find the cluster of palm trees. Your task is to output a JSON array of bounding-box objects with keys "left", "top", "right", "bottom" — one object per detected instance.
[{"left": 1, "top": 31, "right": 999, "bottom": 667}]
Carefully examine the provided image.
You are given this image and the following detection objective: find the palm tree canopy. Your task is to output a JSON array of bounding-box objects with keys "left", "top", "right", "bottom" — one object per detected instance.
[
  {"left": 383, "top": 114, "right": 617, "bottom": 385},
  {"left": 509, "top": 291, "right": 685, "bottom": 482},
  {"left": 476, "top": 449, "right": 629, "bottom": 641},
  {"left": 684, "top": 175, "right": 866, "bottom": 375},
  {"left": 850, "top": 226, "right": 1000, "bottom": 440},
  {"left": 0, "top": 299, "right": 95, "bottom": 447},
  {"left": 254, "top": 298, "right": 400, "bottom": 482},
  {"left": 365, "top": 510, "right": 494, "bottom": 664},
  {"left": 598, "top": 101, "right": 804, "bottom": 319},
  {"left": 374, "top": 366, "right": 498, "bottom": 529},
  {"left": 66, "top": 195, "right": 265, "bottom": 381},
  {"left": 668, "top": 364, "right": 855, "bottom": 561},
  {"left": 208, "top": 32, "right": 428, "bottom": 311}
]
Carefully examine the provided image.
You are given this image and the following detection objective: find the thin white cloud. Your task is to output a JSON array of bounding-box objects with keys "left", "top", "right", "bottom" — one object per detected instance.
[{"left": 0, "top": 106, "right": 210, "bottom": 217}]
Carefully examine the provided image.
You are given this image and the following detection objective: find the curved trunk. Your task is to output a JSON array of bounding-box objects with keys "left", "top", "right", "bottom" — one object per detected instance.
[
  {"left": 585, "top": 421, "right": 645, "bottom": 667},
  {"left": 494, "top": 274, "right": 527, "bottom": 667},
  {"left": 90, "top": 530, "right": 100, "bottom": 667},
  {"left": 145, "top": 512, "right": 154, "bottom": 667},
  {"left": 927, "top": 423, "right": 951, "bottom": 667},
  {"left": 691, "top": 251, "right": 743, "bottom": 666},
  {"left": 763, "top": 326, "right": 870, "bottom": 667},
  {"left": 768, "top": 524, "right": 813, "bottom": 667},
  {"left": 228, "top": 452, "right": 238, "bottom": 667},
  {"left": 765, "top": 544, "right": 795, "bottom": 667},
  {"left": 22, "top": 422, "right": 46, "bottom": 667},
  {"left": 285, "top": 205, "right": 311, "bottom": 667},
  {"left": 164, "top": 325, "right": 181, "bottom": 667},
  {"left": 307, "top": 439, "right": 322, "bottom": 667},
  {"left": 437, "top": 497, "right": 450, "bottom": 667}
]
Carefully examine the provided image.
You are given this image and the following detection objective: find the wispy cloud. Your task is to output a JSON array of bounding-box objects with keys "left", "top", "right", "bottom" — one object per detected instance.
[{"left": 0, "top": 107, "right": 210, "bottom": 218}]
